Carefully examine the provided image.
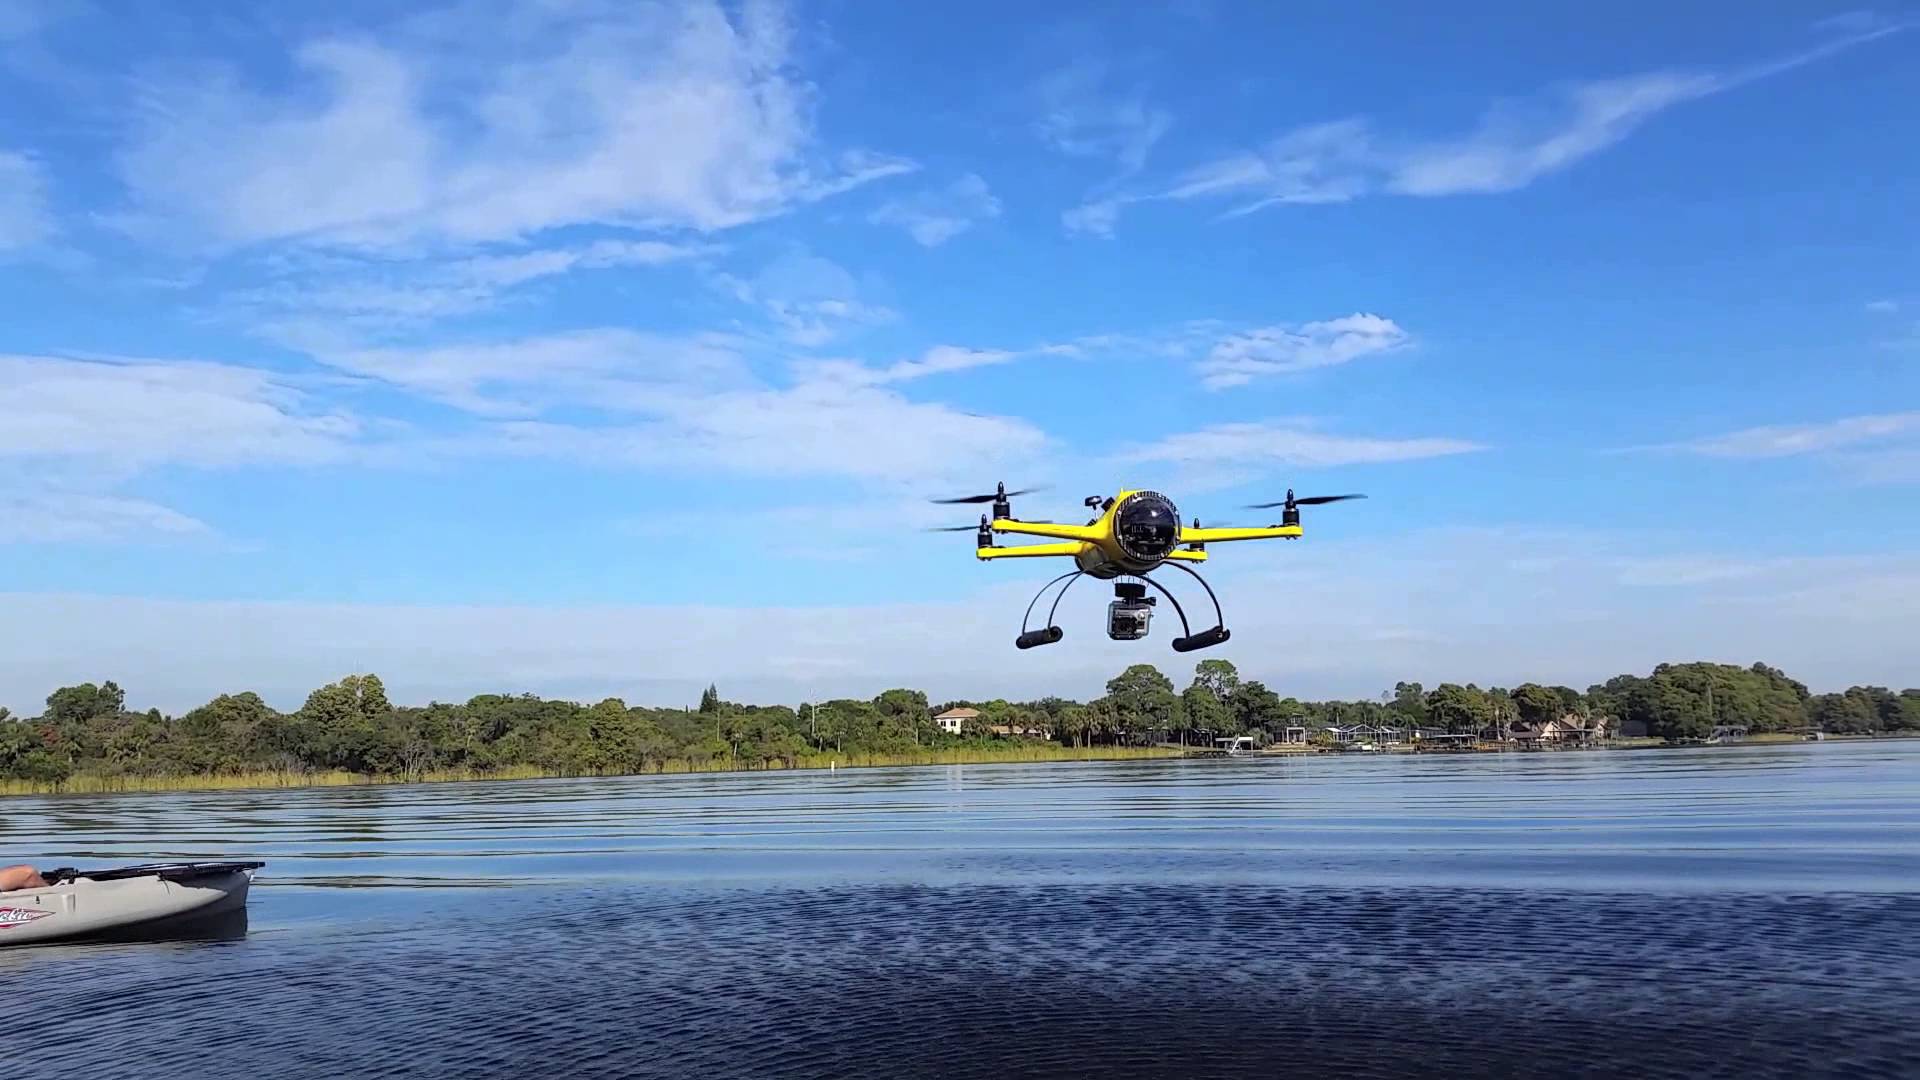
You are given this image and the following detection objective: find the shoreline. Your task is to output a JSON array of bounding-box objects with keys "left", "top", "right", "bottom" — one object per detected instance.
[
  {"left": 0, "top": 744, "right": 1179, "bottom": 798},
  {"left": 4, "top": 732, "right": 1911, "bottom": 799}
]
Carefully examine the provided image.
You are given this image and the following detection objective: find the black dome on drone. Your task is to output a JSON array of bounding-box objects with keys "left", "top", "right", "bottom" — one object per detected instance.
[{"left": 1114, "top": 491, "right": 1180, "bottom": 563}]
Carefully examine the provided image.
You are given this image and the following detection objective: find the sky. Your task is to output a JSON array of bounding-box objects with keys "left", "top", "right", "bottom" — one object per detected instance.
[{"left": 2, "top": 0, "right": 1917, "bottom": 714}]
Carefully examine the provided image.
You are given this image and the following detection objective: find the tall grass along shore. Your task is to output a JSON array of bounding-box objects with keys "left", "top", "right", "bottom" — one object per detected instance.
[{"left": 1, "top": 745, "right": 1178, "bottom": 797}]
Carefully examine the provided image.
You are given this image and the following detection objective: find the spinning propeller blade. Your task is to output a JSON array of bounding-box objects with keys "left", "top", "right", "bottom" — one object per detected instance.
[
  {"left": 1243, "top": 490, "right": 1367, "bottom": 509},
  {"left": 929, "top": 483, "right": 1049, "bottom": 505},
  {"left": 925, "top": 519, "right": 1053, "bottom": 531}
]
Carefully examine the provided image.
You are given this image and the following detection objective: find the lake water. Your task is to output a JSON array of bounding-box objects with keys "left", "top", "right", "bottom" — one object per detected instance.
[{"left": 3, "top": 740, "right": 1917, "bottom": 1078}]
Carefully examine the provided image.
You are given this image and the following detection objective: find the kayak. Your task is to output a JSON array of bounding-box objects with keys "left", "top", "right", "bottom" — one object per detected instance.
[{"left": 0, "top": 861, "right": 264, "bottom": 946}]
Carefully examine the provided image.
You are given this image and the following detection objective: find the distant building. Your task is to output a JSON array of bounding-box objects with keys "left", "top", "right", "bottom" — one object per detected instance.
[
  {"left": 1504, "top": 712, "right": 1611, "bottom": 747},
  {"left": 933, "top": 707, "right": 978, "bottom": 735},
  {"left": 1279, "top": 726, "right": 1307, "bottom": 745},
  {"left": 989, "top": 721, "right": 1052, "bottom": 740}
]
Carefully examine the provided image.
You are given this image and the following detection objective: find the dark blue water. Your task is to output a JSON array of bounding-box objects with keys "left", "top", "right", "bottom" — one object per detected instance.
[{"left": 3, "top": 741, "right": 1918, "bottom": 1078}]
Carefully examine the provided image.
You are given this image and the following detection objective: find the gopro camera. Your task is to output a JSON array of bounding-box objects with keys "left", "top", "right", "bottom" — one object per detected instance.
[{"left": 1106, "top": 581, "right": 1155, "bottom": 641}]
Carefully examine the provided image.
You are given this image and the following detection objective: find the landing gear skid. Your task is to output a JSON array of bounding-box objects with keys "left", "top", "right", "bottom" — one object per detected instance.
[{"left": 1015, "top": 563, "right": 1231, "bottom": 652}]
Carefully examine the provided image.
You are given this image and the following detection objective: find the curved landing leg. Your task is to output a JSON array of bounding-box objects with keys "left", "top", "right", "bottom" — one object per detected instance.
[
  {"left": 1016, "top": 570, "right": 1083, "bottom": 649},
  {"left": 1153, "top": 561, "right": 1231, "bottom": 652}
]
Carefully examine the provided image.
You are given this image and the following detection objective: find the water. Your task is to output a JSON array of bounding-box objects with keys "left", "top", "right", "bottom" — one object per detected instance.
[{"left": 3, "top": 740, "right": 1917, "bottom": 1078}]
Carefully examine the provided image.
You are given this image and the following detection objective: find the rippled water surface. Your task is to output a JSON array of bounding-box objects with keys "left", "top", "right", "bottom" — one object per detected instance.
[{"left": 4, "top": 741, "right": 1918, "bottom": 1078}]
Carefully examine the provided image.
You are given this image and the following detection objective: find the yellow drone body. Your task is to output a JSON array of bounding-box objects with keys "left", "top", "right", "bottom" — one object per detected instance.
[
  {"left": 981, "top": 488, "right": 1302, "bottom": 578},
  {"left": 929, "top": 483, "right": 1361, "bottom": 652}
]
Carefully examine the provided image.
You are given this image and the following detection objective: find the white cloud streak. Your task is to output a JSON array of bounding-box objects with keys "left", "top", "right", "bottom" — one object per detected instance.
[
  {"left": 1106, "top": 27, "right": 1909, "bottom": 230},
  {"left": 1117, "top": 421, "right": 1484, "bottom": 476},
  {"left": 1037, "top": 60, "right": 1173, "bottom": 238},
  {"left": 0, "top": 150, "right": 53, "bottom": 251},
  {"left": 321, "top": 329, "right": 758, "bottom": 417},
  {"left": 449, "top": 386, "right": 1045, "bottom": 487},
  {"left": 0, "top": 354, "right": 362, "bottom": 468},
  {"left": 1036, "top": 61, "right": 1172, "bottom": 176},
  {"left": 1668, "top": 411, "right": 1920, "bottom": 459},
  {"left": 705, "top": 252, "right": 899, "bottom": 346},
  {"left": 298, "top": 325, "right": 1049, "bottom": 487},
  {"left": 0, "top": 488, "right": 211, "bottom": 543},
  {"left": 867, "top": 174, "right": 1003, "bottom": 246},
  {"left": 112, "top": 0, "right": 914, "bottom": 252},
  {"left": 235, "top": 239, "right": 719, "bottom": 328},
  {"left": 1199, "top": 313, "right": 1410, "bottom": 388}
]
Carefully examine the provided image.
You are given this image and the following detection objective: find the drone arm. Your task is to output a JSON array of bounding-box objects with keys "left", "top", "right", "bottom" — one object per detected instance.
[
  {"left": 1179, "top": 525, "right": 1304, "bottom": 544},
  {"left": 978, "top": 542, "right": 1087, "bottom": 561},
  {"left": 991, "top": 520, "right": 1104, "bottom": 542},
  {"left": 1164, "top": 549, "right": 1208, "bottom": 562}
]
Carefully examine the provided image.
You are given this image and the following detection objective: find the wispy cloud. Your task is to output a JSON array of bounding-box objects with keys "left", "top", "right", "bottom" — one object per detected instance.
[
  {"left": 443, "top": 379, "right": 1048, "bottom": 490},
  {"left": 0, "top": 150, "right": 53, "bottom": 251},
  {"left": 867, "top": 174, "right": 1003, "bottom": 247},
  {"left": 1814, "top": 10, "right": 1902, "bottom": 33},
  {"left": 234, "top": 239, "right": 719, "bottom": 331},
  {"left": 1865, "top": 299, "right": 1900, "bottom": 314},
  {"left": 0, "top": 354, "right": 362, "bottom": 468},
  {"left": 318, "top": 329, "right": 758, "bottom": 418},
  {"left": 0, "top": 487, "right": 212, "bottom": 544},
  {"left": 1115, "top": 420, "right": 1484, "bottom": 490},
  {"left": 1036, "top": 60, "right": 1172, "bottom": 176},
  {"left": 706, "top": 252, "right": 899, "bottom": 346},
  {"left": 1199, "top": 313, "right": 1410, "bottom": 389},
  {"left": 111, "top": 0, "right": 914, "bottom": 252},
  {"left": 0, "top": 353, "right": 364, "bottom": 543},
  {"left": 1038, "top": 60, "right": 1174, "bottom": 238},
  {"left": 1099, "top": 26, "right": 1908, "bottom": 231},
  {"left": 294, "top": 325, "right": 1049, "bottom": 488},
  {"left": 1665, "top": 411, "right": 1920, "bottom": 459}
]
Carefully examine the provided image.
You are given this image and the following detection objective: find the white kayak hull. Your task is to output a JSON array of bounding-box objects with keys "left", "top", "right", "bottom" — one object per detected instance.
[{"left": 0, "top": 861, "right": 262, "bottom": 947}]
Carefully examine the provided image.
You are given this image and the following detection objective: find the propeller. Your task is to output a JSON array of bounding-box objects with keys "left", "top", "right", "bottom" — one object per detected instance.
[
  {"left": 924, "top": 519, "right": 1053, "bottom": 531},
  {"left": 930, "top": 481, "right": 1049, "bottom": 505},
  {"left": 1244, "top": 489, "right": 1367, "bottom": 510}
]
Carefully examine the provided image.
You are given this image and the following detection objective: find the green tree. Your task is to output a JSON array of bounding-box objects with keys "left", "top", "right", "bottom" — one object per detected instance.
[
  {"left": 699, "top": 684, "right": 720, "bottom": 714},
  {"left": 1425, "top": 684, "right": 1493, "bottom": 733},
  {"left": 1227, "top": 680, "right": 1289, "bottom": 735},
  {"left": 1809, "top": 692, "right": 1877, "bottom": 734},
  {"left": 1105, "top": 664, "right": 1179, "bottom": 743},
  {"left": 1511, "top": 683, "right": 1564, "bottom": 726},
  {"left": 44, "top": 680, "right": 125, "bottom": 726},
  {"left": 1390, "top": 682, "right": 1425, "bottom": 724}
]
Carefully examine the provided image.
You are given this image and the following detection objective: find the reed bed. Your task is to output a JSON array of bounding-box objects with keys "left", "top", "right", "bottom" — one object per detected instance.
[{"left": 0, "top": 745, "right": 1177, "bottom": 797}]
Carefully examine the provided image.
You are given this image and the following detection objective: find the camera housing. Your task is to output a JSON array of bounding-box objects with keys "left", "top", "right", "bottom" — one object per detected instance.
[{"left": 1106, "top": 580, "right": 1155, "bottom": 641}]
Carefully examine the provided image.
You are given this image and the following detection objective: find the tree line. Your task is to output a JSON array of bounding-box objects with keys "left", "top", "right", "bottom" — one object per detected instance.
[{"left": 1, "top": 659, "right": 1914, "bottom": 784}]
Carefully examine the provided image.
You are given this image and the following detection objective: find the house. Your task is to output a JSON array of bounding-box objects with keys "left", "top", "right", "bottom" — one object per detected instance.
[
  {"left": 1278, "top": 726, "right": 1307, "bottom": 745},
  {"left": 989, "top": 721, "right": 1052, "bottom": 740},
  {"left": 933, "top": 707, "right": 978, "bottom": 735},
  {"left": 1505, "top": 712, "right": 1611, "bottom": 747}
]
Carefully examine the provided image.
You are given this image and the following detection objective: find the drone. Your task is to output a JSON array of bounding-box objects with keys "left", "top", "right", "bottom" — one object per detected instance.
[{"left": 928, "top": 483, "right": 1364, "bottom": 652}]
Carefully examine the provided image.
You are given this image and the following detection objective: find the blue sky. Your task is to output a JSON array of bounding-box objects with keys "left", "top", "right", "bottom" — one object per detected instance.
[{"left": 2, "top": 0, "right": 1917, "bottom": 712}]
